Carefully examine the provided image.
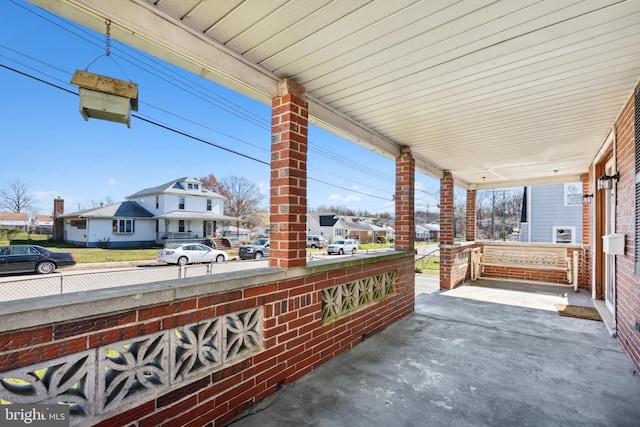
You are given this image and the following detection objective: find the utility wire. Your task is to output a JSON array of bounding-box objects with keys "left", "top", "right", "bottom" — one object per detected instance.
[{"left": 4, "top": 2, "right": 396, "bottom": 203}]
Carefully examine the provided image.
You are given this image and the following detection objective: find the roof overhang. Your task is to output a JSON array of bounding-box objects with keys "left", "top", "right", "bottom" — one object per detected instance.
[{"left": 26, "top": 0, "right": 640, "bottom": 189}]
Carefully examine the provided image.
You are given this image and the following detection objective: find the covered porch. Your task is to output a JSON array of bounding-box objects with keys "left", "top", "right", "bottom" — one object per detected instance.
[
  {"left": 5, "top": 1, "right": 640, "bottom": 425},
  {"left": 229, "top": 276, "right": 640, "bottom": 426}
]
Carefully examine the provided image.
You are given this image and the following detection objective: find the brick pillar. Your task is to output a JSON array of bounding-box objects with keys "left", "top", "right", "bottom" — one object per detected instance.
[
  {"left": 53, "top": 198, "right": 64, "bottom": 241},
  {"left": 466, "top": 189, "right": 476, "bottom": 241},
  {"left": 270, "top": 79, "right": 308, "bottom": 268},
  {"left": 440, "top": 171, "right": 455, "bottom": 289},
  {"left": 395, "top": 147, "right": 415, "bottom": 251},
  {"left": 440, "top": 171, "right": 455, "bottom": 245}
]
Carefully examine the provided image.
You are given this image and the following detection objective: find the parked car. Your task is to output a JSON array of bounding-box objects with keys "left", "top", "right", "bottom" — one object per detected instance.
[
  {"left": 239, "top": 239, "right": 270, "bottom": 260},
  {"left": 326, "top": 239, "right": 358, "bottom": 255},
  {"left": 0, "top": 245, "right": 76, "bottom": 275},
  {"left": 157, "top": 243, "right": 228, "bottom": 266},
  {"left": 306, "top": 235, "right": 327, "bottom": 248}
]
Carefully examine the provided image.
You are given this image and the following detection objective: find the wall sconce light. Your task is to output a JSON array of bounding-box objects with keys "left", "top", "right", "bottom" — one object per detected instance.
[
  {"left": 598, "top": 171, "right": 619, "bottom": 190},
  {"left": 582, "top": 194, "right": 594, "bottom": 204}
]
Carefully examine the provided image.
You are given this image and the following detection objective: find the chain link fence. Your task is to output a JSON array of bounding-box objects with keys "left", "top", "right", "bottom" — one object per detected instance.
[{"left": 0, "top": 264, "right": 216, "bottom": 302}]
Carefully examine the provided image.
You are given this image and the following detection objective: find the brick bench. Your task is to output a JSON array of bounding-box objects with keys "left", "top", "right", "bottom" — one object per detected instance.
[{"left": 473, "top": 245, "right": 573, "bottom": 284}]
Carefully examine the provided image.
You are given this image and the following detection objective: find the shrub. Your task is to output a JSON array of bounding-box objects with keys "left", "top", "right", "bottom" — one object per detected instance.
[{"left": 377, "top": 236, "right": 387, "bottom": 244}]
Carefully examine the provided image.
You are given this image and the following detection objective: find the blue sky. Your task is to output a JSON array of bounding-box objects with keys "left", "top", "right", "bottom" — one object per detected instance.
[{"left": 1, "top": 0, "right": 441, "bottom": 216}]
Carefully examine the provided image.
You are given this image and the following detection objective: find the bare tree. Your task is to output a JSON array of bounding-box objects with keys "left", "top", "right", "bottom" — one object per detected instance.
[
  {"left": 219, "top": 175, "right": 265, "bottom": 229},
  {"left": 0, "top": 180, "right": 36, "bottom": 214}
]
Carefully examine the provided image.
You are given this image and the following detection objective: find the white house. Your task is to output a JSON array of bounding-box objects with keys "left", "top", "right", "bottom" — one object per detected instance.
[
  {"left": 0, "top": 212, "right": 29, "bottom": 232},
  {"left": 59, "top": 177, "right": 240, "bottom": 248}
]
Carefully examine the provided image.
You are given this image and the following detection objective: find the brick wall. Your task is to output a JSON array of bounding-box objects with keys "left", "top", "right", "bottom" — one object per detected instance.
[
  {"left": 611, "top": 93, "right": 640, "bottom": 368},
  {"left": 0, "top": 255, "right": 415, "bottom": 426}
]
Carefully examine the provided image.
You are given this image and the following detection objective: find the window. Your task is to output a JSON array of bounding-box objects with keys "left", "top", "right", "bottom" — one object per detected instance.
[
  {"left": 187, "top": 183, "right": 199, "bottom": 190},
  {"left": 188, "top": 183, "right": 193, "bottom": 189},
  {"left": 155, "top": 196, "right": 159, "bottom": 209},
  {"left": 113, "top": 219, "right": 135, "bottom": 234},
  {"left": 179, "top": 197, "right": 185, "bottom": 210},
  {"left": 553, "top": 226, "right": 575, "bottom": 244},
  {"left": 179, "top": 220, "right": 185, "bottom": 232},
  {"left": 207, "top": 199, "right": 212, "bottom": 211},
  {"left": 564, "top": 183, "right": 582, "bottom": 206}
]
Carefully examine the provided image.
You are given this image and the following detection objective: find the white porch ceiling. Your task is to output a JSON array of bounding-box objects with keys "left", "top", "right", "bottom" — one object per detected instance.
[{"left": 28, "top": 0, "right": 640, "bottom": 189}]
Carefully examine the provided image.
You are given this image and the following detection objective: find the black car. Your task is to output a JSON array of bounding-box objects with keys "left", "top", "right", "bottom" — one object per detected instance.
[{"left": 0, "top": 245, "right": 76, "bottom": 275}]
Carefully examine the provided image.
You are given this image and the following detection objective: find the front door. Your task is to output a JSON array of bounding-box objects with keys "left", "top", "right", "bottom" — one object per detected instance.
[{"left": 604, "top": 159, "right": 616, "bottom": 314}]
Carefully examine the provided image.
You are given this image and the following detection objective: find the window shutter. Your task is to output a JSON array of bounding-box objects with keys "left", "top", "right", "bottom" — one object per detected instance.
[{"left": 634, "top": 84, "right": 640, "bottom": 275}]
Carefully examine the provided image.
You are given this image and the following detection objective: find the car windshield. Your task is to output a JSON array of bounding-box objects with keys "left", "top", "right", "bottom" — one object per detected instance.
[
  {"left": 252, "top": 239, "right": 268, "bottom": 245},
  {"left": 334, "top": 240, "right": 345, "bottom": 245}
]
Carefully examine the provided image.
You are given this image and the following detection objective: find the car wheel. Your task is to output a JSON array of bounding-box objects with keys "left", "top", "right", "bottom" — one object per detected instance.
[
  {"left": 352, "top": 248, "right": 357, "bottom": 255},
  {"left": 215, "top": 254, "right": 225, "bottom": 263},
  {"left": 36, "top": 261, "right": 56, "bottom": 274},
  {"left": 254, "top": 252, "right": 263, "bottom": 260},
  {"left": 177, "top": 256, "right": 188, "bottom": 266},
  {"left": 339, "top": 248, "right": 344, "bottom": 255}
]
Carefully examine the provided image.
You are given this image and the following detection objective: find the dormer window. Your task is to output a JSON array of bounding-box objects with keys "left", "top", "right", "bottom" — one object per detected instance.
[
  {"left": 179, "top": 197, "right": 185, "bottom": 210},
  {"left": 187, "top": 183, "right": 200, "bottom": 190}
]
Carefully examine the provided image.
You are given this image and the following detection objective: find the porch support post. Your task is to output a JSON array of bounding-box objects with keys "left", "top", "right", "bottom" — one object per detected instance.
[
  {"left": 270, "top": 78, "right": 308, "bottom": 268},
  {"left": 395, "top": 147, "right": 415, "bottom": 251},
  {"left": 440, "top": 171, "right": 456, "bottom": 289},
  {"left": 580, "top": 173, "right": 591, "bottom": 289},
  {"left": 466, "top": 189, "right": 476, "bottom": 241}
]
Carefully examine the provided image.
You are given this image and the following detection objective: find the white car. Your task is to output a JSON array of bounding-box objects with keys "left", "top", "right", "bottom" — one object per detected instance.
[
  {"left": 157, "top": 243, "right": 228, "bottom": 265},
  {"left": 326, "top": 239, "right": 358, "bottom": 255}
]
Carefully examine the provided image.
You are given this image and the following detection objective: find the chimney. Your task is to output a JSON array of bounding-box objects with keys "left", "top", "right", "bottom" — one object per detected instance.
[
  {"left": 53, "top": 197, "right": 65, "bottom": 217},
  {"left": 53, "top": 198, "right": 64, "bottom": 241}
]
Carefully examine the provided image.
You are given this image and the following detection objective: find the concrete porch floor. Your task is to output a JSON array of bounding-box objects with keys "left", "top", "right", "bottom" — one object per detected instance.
[{"left": 228, "top": 276, "right": 640, "bottom": 426}]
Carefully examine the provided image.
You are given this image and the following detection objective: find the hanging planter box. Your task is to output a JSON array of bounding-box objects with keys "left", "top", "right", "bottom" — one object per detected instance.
[{"left": 70, "top": 70, "right": 138, "bottom": 127}]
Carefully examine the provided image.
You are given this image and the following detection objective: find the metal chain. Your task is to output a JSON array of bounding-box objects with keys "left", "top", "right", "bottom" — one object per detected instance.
[{"left": 105, "top": 19, "right": 111, "bottom": 57}]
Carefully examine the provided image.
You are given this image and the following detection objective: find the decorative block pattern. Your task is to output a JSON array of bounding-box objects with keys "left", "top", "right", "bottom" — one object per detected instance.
[
  {"left": 0, "top": 307, "right": 262, "bottom": 425},
  {"left": 322, "top": 272, "right": 395, "bottom": 322},
  {"left": 0, "top": 350, "right": 95, "bottom": 422}
]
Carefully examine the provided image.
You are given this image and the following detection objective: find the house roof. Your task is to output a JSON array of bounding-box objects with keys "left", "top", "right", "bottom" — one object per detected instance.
[
  {"left": 35, "top": 215, "right": 53, "bottom": 223},
  {"left": 318, "top": 215, "right": 339, "bottom": 227},
  {"left": 0, "top": 212, "right": 28, "bottom": 221},
  {"left": 59, "top": 201, "right": 155, "bottom": 219},
  {"left": 31, "top": 1, "right": 640, "bottom": 190},
  {"left": 127, "top": 177, "right": 226, "bottom": 199}
]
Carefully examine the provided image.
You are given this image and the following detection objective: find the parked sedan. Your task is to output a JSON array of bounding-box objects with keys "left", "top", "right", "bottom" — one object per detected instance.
[
  {"left": 326, "top": 239, "right": 358, "bottom": 255},
  {"left": 0, "top": 245, "right": 76, "bottom": 275},
  {"left": 157, "top": 243, "right": 228, "bottom": 266}
]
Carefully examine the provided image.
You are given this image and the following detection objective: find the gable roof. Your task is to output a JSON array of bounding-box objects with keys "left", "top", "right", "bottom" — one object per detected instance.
[
  {"left": 0, "top": 212, "right": 29, "bottom": 221},
  {"left": 127, "top": 177, "right": 226, "bottom": 199},
  {"left": 60, "top": 201, "right": 155, "bottom": 219},
  {"left": 318, "top": 215, "right": 339, "bottom": 227}
]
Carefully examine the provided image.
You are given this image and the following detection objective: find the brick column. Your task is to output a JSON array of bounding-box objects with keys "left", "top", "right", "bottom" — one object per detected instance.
[
  {"left": 440, "top": 171, "right": 455, "bottom": 245},
  {"left": 270, "top": 79, "right": 308, "bottom": 268},
  {"left": 395, "top": 147, "right": 415, "bottom": 251},
  {"left": 466, "top": 189, "right": 476, "bottom": 241},
  {"left": 440, "top": 171, "right": 455, "bottom": 289}
]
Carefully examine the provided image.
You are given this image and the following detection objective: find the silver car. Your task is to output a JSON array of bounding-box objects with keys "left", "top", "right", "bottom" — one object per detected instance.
[
  {"left": 157, "top": 243, "right": 228, "bottom": 265},
  {"left": 326, "top": 239, "right": 358, "bottom": 255}
]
